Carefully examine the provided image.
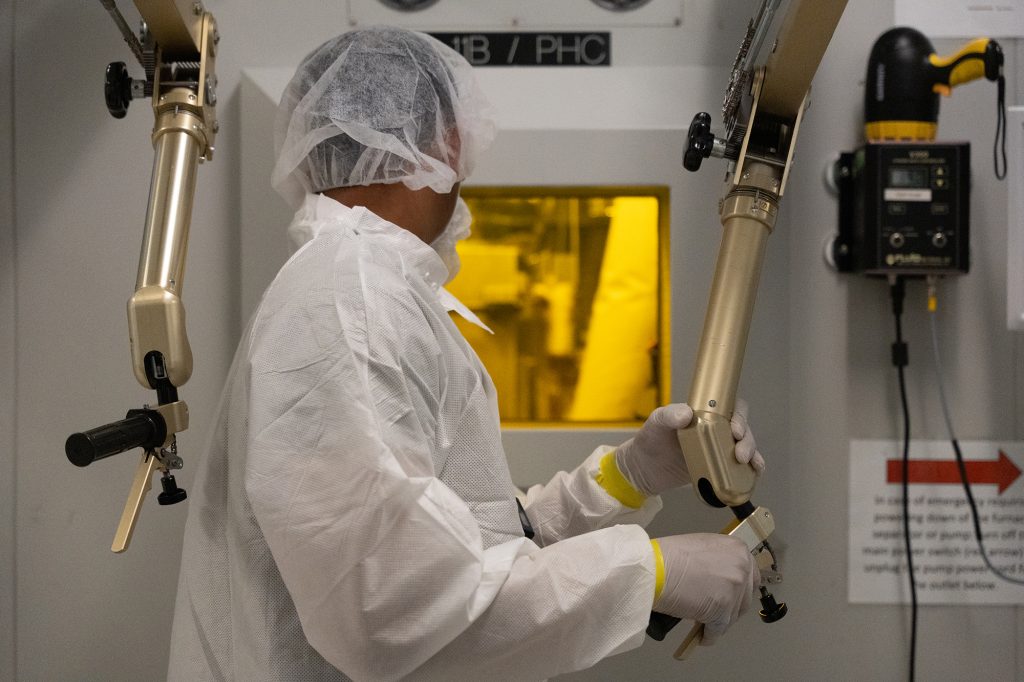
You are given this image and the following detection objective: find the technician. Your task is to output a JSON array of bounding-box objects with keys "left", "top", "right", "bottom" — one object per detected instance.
[{"left": 168, "top": 26, "right": 766, "bottom": 681}]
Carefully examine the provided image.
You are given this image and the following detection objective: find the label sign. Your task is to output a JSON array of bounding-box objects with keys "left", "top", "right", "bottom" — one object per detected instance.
[
  {"left": 430, "top": 32, "right": 611, "bottom": 67},
  {"left": 849, "top": 439, "right": 1024, "bottom": 605}
]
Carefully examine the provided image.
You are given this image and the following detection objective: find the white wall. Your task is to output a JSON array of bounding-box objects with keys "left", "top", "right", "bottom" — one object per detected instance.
[{"left": 5, "top": 0, "right": 1023, "bottom": 680}]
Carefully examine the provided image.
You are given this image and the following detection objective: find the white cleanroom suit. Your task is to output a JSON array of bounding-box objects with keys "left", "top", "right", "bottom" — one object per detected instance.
[
  {"left": 169, "top": 25, "right": 764, "bottom": 681},
  {"left": 168, "top": 194, "right": 664, "bottom": 681}
]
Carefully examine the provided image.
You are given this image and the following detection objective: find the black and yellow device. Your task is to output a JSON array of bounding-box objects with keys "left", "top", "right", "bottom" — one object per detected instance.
[
  {"left": 64, "top": 0, "right": 218, "bottom": 553},
  {"left": 864, "top": 27, "right": 1004, "bottom": 144},
  {"left": 832, "top": 27, "right": 1006, "bottom": 276}
]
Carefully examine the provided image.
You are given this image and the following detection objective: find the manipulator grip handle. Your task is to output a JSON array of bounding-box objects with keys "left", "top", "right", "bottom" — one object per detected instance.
[
  {"left": 647, "top": 611, "right": 682, "bottom": 641},
  {"left": 678, "top": 410, "right": 756, "bottom": 508},
  {"left": 65, "top": 409, "right": 167, "bottom": 467}
]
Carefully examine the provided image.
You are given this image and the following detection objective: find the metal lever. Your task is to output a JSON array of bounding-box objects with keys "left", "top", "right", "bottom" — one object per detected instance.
[
  {"left": 672, "top": 506, "right": 784, "bottom": 661},
  {"left": 111, "top": 450, "right": 161, "bottom": 553}
]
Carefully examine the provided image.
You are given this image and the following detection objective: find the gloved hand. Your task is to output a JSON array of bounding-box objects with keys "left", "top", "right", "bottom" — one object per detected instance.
[
  {"left": 614, "top": 400, "right": 765, "bottom": 497},
  {"left": 651, "top": 533, "right": 760, "bottom": 645}
]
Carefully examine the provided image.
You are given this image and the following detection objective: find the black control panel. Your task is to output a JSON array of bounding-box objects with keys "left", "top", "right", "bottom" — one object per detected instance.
[{"left": 835, "top": 142, "right": 970, "bottom": 275}]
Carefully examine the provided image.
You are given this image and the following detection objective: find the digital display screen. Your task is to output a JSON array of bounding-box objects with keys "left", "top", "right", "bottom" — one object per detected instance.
[{"left": 888, "top": 167, "right": 928, "bottom": 188}]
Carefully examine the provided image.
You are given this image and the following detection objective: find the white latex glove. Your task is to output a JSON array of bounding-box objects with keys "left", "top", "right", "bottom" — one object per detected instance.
[
  {"left": 652, "top": 533, "right": 760, "bottom": 645},
  {"left": 729, "top": 399, "right": 766, "bottom": 474},
  {"left": 615, "top": 400, "right": 765, "bottom": 497}
]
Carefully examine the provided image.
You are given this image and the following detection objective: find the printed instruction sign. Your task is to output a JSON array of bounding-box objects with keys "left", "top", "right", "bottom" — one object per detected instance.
[{"left": 849, "top": 439, "right": 1024, "bottom": 605}]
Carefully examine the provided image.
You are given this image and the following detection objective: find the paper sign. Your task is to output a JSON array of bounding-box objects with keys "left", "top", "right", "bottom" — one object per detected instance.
[{"left": 849, "top": 439, "right": 1024, "bottom": 605}]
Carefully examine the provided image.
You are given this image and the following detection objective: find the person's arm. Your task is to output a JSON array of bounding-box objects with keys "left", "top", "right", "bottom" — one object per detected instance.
[
  {"left": 523, "top": 402, "right": 765, "bottom": 545},
  {"left": 520, "top": 446, "right": 662, "bottom": 547},
  {"left": 246, "top": 351, "right": 658, "bottom": 681}
]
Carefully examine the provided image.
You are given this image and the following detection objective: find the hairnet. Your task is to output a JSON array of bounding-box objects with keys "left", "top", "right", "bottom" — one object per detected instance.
[{"left": 272, "top": 26, "right": 496, "bottom": 209}]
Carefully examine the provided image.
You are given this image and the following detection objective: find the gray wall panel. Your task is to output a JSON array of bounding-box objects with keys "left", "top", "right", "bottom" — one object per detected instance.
[{"left": 1, "top": 0, "right": 16, "bottom": 679}]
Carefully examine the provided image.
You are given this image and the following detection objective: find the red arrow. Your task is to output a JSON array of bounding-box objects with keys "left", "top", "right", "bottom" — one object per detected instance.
[{"left": 886, "top": 451, "right": 1022, "bottom": 495}]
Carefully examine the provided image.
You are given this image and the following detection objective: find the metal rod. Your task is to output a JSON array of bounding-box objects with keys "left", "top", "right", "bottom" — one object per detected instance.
[{"left": 98, "top": 0, "right": 146, "bottom": 67}]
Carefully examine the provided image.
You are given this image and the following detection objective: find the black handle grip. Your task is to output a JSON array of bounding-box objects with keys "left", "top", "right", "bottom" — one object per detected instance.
[
  {"left": 65, "top": 409, "right": 166, "bottom": 467},
  {"left": 646, "top": 611, "right": 682, "bottom": 641}
]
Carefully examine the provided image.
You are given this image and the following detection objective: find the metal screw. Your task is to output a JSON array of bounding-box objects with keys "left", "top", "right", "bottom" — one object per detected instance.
[
  {"left": 192, "top": 2, "right": 203, "bottom": 15},
  {"left": 205, "top": 75, "right": 217, "bottom": 105},
  {"left": 212, "top": 121, "right": 220, "bottom": 133},
  {"left": 708, "top": 400, "right": 717, "bottom": 407}
]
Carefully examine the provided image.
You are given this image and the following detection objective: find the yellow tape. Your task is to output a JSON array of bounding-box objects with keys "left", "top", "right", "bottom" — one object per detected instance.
[
  {"left": 650, "top": 539, "right": 666, "bottom": 601},
  {"left": 595, "top": 451, "right": 647, "bottom": 509}
]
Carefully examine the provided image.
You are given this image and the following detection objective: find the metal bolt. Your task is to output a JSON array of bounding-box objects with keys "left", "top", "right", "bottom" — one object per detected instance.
[
  {"left": 205, "top": 75, "right": 217, "bottom": 105},
  {"left": 192, "top": 2, "right": 203, "bottom": 15},
  {"left": 708, "top": 400, "right": 717, "bottom": 408},
  {"left": 212, "top": 121, "right": 220, "bottom": 133}
]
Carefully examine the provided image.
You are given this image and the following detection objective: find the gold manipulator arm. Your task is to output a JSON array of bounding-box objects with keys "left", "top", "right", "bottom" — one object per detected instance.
[
  {"left": 65, "top": 0, "right": 218, "bottom": 553},
  {"left": 645, "top": 0, "right": 847, "bottom": 646}
]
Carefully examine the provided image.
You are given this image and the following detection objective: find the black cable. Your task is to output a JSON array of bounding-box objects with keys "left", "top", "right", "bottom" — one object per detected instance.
[
  {"left": 927, "top": 287, "right": 1024, "bottom": 585},
  {"left": 889, "top": 276, "right": 916, "bottom": 682},
  {"left": 994, "top": 75, "right": 1007, "bottom": 180},
  {"left": 949, "top": 437, "right": 1024, "bottom": 585}
]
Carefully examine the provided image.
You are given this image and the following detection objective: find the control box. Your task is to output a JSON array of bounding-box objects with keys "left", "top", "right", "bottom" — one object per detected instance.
[{"left": 834, "top": 142, "right": 970, "bottom": 276}]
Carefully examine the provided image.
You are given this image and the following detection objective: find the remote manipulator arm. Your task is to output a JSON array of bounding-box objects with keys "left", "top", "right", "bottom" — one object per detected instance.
[
  {"left": 65, "top": 0, "right": 218, "bottom": 553},
  {"left": 648, "top": 0, "right": 848, "bottom": 658}
]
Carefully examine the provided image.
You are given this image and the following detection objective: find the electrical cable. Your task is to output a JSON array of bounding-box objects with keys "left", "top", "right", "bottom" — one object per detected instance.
[
  {"left": 926, "top": 280, "right": 1024, "bottom": 585},
  {"left": 888, "top": 276, "right": 916, "bottom": 682},
  {"left": 994, "top": 75, "right": 1007, "bottom": 180}
]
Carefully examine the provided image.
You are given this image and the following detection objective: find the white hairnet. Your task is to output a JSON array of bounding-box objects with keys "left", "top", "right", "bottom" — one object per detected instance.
[{"left": 272, "top": 26, "right": 496, "bottom": 209}]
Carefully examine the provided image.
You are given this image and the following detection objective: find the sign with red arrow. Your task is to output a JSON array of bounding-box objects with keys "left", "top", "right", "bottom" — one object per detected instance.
[
  {"left": 886, "top": 451, "right": 1022, "bottom": 494},
  {"left": 849, "top": 440, "right": 1024, "bottom": 606}
]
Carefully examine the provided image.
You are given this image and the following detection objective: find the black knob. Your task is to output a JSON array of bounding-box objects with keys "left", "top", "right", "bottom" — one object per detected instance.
[
  {"left": 758, "top": 588, "right": 788, "bottom": 623},
  {"left": 104, "top": 61, "right": 132, "bottom": 119},
  {"left": 683, "top": 112, "right": 715, "bottom": 172},
  {"left": 157, "top": 473, "right": 188, "bottom": 505}
]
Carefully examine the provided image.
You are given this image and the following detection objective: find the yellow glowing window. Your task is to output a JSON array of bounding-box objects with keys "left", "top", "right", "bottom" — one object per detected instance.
[{"left": 450, "top": 187, "right": 670, "bottom": 426}]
